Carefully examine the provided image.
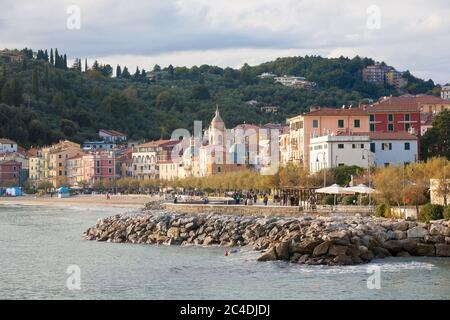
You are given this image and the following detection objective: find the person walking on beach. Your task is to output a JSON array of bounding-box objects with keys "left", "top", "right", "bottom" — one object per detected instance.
[{"left": 263, "top": 195, "right": 268, "bottom": 206}]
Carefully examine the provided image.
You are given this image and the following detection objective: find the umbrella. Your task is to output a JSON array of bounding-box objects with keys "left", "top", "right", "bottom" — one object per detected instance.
[
  {"left": 344, "top": 184, "right": 376, "bottom": 194},
  {"left": 315, "top": 184, "right": 354, "bottom": 206},
  {"left": 315, "top": 184, "right": 355, "bottom": 195}
]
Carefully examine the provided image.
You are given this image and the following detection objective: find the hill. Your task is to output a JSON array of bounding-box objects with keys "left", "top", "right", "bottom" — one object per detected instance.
[{"left": 0, "top": 48, "right": 438, "bottom": 147}]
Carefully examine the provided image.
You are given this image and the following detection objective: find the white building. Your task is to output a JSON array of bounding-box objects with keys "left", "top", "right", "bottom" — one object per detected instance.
[
  {"left": 309, "top": 132, "right": 418, "bottom": 172},
  {"left": 309, "top": 135, "right": 371, "bottom": 173},
  {"left": 274, "top": 75, "right": 306, "bottom": 86},
  {"left": 82, "top": 141, "right": 116, "bottom": 151},
  {"left": 441, "top": 85, "right": 450, "bottom": 100},
  {"left": 98, "top": 129, "right": 127, "bottom": 143},
  {"left": 0, "top": 138, "right": 18, "bottom": 153},
  {"left": 369, "top": 132, "right": 418, "bottom": 167}
]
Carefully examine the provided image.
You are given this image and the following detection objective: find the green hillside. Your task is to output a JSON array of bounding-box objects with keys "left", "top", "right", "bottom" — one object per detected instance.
[{"left": 0, "top": 48, "right": 437, "bottom": 148}]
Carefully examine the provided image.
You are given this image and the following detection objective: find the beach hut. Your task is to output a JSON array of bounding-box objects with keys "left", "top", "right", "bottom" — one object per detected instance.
[{"left": 57, "top": 187, "right": 70, "bottom": 198}]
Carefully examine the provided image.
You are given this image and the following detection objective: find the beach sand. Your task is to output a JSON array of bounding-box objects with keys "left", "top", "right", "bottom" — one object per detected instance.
[{"left": 0, "top": 194, "right": 159, "bottom": 209}]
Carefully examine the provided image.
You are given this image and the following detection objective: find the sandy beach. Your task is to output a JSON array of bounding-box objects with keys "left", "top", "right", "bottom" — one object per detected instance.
[{"left": 0, "top": 194, "right": 159, "bottom": 209}]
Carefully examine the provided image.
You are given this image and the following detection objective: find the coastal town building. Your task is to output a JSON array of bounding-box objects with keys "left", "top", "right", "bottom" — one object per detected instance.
[
  {"left": 287, "top": 107, "right": 370, "bottom": 165},
  {"left": 82, "top": 151, "right": 118, "bottom": 187},
  {"left": 441, "top": 86, "right": 450, "bottom": 100},
  {"left": 66, "top": 154, "right": 84, "bottom": 187},
  {"left": 82, "top": 141, "right": 116, "bottom": 151},
  {"left": 0, "top": 138, "right": 18, "bottom": 153},
  {"left": 0, "top": 160, "right": 21, "bottom": 186},
  {"left": 48, "top": 140, "right": 82, "bottom": 187},
  {"left": 98, "top": 129, "right": 127, "bottom": 143}
]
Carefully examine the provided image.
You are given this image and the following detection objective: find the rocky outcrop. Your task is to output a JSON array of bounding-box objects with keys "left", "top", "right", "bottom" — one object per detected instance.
[{"left": 83, "top": 212, "right": 450, "bottom": 266}]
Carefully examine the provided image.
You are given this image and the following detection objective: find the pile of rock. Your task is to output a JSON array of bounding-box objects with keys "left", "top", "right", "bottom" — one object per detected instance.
[{"left": 83, "top": 212, "right": 450, "bottom": 265}]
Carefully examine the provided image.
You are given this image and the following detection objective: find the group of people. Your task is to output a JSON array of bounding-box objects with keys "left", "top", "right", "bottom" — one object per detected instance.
[{"left": 230, "top": 192, "right": 269, "bottom": 206}]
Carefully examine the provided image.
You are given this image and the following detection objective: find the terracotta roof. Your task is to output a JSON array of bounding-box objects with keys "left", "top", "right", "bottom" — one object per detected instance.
[
  {"left": 137, "top": 139, "right": 176, "bottom": 148},
  {"left": 67, "top": 154, "right": 83, "bottom": 160},
  {"left": 27, "top": 148, "right": 40, "bottom": 157},
  {"left": 336, "top": 131, "right": 417, "bottom": 140},
  {"left": 0, "top": 138, "right": 16, "bottom": 144},
  {"left": 305, "top": 107, "right": 368, "bottom": 117},
  {"left": 367, "top": 104, "right": 420, "bottom": 112},
  {"left": 99, "top": 129, "right": 127, "bottom": 136}
]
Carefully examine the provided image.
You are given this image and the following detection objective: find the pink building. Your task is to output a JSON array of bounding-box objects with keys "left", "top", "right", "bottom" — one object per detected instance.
[{"left": 82, "top": 151, "right": 117, "bottom": 187}]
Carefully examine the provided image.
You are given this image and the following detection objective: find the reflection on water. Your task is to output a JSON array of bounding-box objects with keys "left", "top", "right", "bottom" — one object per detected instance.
[{"left": 0, "top": 204, "right": 449, "bottom": 300}]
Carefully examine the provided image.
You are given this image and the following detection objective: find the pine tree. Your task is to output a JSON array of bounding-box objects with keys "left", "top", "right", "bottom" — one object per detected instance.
[
  {"left": 50, "top": 49, "right": 54, "bottom": 65},
  {"left": 44, "top": 49, "right": 49, "bottom": 62},
  {"left": 168, "top": 64, "right": 174, "bottom": 80},
  {"left": 116, "top": 65, "right": 122, "bottom": 78},
  {"left": 92, "top": 60, "right": 100, "bottom": 71},
  {"left": 44, "top": 64, "right": 50, "bottom": 91},
  {"left": 63, "top": 54, "right": 67, "bottom": 69},
  {"left": 32, "top": 65, "right": 39, "bottom": 97},
  {"left": 85, "top": 58, "right": 88, "bottom": 72},
  {"left": 122, "top": 66, "right": 131, "bottom": 79},
  {"left": 54, "top": 49, "right": 59, "bottom": 68},
  {"left": 133, "top": 66, "right": 140, "bottom": 80}
]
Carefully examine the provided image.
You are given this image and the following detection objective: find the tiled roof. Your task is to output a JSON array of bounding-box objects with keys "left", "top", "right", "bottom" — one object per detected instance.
[
  {"left": 137, "top": 139, "right": 177, "bottom": 148},
  {"left": 336, "top": 131, "right": 417, "bottom": 140},
  {"left": 99, "top": 129, "right": 127, "bottom": 136},
  {"left": 305, "top": 107, "right": 368, "bottom": 116},
  {"left": 367, "top": 103, "right": 420, "bottom": 112},
  {"left": 0, "top": 138, "right": 16, "bottom": 144}
]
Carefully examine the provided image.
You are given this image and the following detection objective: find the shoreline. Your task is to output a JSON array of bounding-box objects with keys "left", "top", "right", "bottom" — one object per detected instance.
[
  {"left": 0, "top": 194, "right": 160, "bottom": 209},
  {"left": 84, "top": 210, "right": 450, "bottom": 266}
]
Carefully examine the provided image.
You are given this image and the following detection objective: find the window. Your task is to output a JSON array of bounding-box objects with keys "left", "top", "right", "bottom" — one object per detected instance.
[
  {"left": 370, "top": 124, "right": 375, "bottom": 132},
  {"left": 352, "top": 144, "right": 356, "bottom": 149},
  {"left": 312, "top": 120, "right": 319, "bottom": 128},
  {"left": 59, "top": 170, "right": 62, "bottom": 176},
  {"left": 388, "top": 123, "right": 394, "bottom": 131},
  {"left": 59, "top": 162, "right": 62, "bottom": 167},
  {"left": 388, "top": 114, "right": 393, "bottom": 122},
  {"left": 405, "top": 123, "right": 410, "bottom": 131},
  {"left": 354, "top": 119, "right": 360, "bottom": 128},
  {"left": 108, "top": 168, "right": 112, "bottom": 174},
  {"left": 370, "top": 143, "right": 375, "bottom": 153},
  {"left": 381, "top": 143, "right": 392, "bottom": 150},
  {"left": 338, "top": 120, "right": 344, "bottom": 128},
  {"left": 217, "top": 166, "right": 221, "bottom": 173},
  {"left": 338, "top": 163, "right": 345, "bottom": 167},
  {"left": 404, "top": 142, "right": 410, "bottom": 150},
  {"left": 384, "top": 163, "right": 390, "bottom": 167},
  {"left": 370, "top": 114, "right": 375, "bottom": 122},
  {"left": 58, "top": 154, "right": 62, "bottom": 159},
  {"left": 96, "top": 160, "right": 100, "bottom": 167},
  {"left": 338, "top": 144, "right": 344, "bottom": 149},
  {"left": 108, "top": 160, "right": 112, "bottom": 165},
  {"left": 361, "top": 144, "right": 365, "bottom": 149},
  {"left": 405, "top": 114, "right": 410, "bottom": 121},
  {"left": 96, "top": 168, "right": 100, "bottom": 174}
]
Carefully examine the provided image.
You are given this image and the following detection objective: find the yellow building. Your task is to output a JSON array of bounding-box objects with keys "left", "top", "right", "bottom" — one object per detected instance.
[
  {"left": 66, "top": 154, "right": 84, "bottom": 187},
  {"left": 48, "top": 140, "right": 82, "bottom": 187}
]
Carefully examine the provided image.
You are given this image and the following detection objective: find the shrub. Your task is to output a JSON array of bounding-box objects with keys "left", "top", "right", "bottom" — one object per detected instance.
[
  {"left": 418, "top": 204, "right": 444, "bottom": 222},
  {"left": 375, "top": 203, "right": 390, "bottom": 217},
  {"left": 341, "top": 195, "right": 357, "bottom": 205},
  {"left": 321, "top": 195, "right": 335, "bottom": 205},
  {"left": 360, "top": 196, "right": 370, "bottom": 206},
  {"left": 443, "top": 206, "right": 450, "bottom": 220}
]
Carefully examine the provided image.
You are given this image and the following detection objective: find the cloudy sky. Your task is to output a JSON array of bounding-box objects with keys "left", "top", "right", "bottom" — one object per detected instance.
[{"left": 1, "top": 0, "right": 449, "bottom": 83}]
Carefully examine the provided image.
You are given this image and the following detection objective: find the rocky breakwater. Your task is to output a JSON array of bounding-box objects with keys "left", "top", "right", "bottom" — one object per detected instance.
[{"left": 83, "top": 212, "right": 450, "bottom": 266}]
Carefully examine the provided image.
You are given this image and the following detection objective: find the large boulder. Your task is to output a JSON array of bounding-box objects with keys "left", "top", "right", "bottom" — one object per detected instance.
[
  {"left": 332, "top": 254, "right": 354, "bottom": 265},
  {"left": 275, "top": 241, "right": 291, "bottom": 260},
  {"left": 372, "top": 246, "right": 392, "bottom": 259},
  {"left": 435, "top": 244, "right": 450, "bottom": 257},
  {"left": 415, "top": 243, "right": 435, "bottom": 256},
  {"left": 383, "top": 239, "right": 417, "bottom": 254},
  {"left": 313, "top": 241, "right": 332, "bottom": 257},
  {"left": 393, "top": 221, "right": 409, "bottom": 231},
  {"left": 407, "top": 227, "right": 429, "bottom": 239},
  {"left": 328, "top": 244, "right": 348, "bottom": 256},
  {"left": 166, "top": 227, "right": 180, "bottom": 240},
  {"left": 257, "top": 247, "right": 278, "bottom": 262},
  {"left": 289, "top": 239, "right": 323, "bottom": 254}
]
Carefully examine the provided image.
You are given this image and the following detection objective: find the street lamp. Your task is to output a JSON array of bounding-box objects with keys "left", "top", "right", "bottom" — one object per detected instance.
[
  {"left": 316, "top": 152, "right": 327, "bottom": 187},
  {"left": 362, "top": 149, "right": 373, "bottom": 204}
]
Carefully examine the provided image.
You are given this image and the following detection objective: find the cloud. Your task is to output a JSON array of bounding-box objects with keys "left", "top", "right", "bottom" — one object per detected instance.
[{"left": 1, "top": 0, "right": 449, "bottom": 83}]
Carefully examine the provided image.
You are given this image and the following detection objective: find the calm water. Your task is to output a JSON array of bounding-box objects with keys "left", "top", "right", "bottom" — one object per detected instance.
[{"left": 0, "top": 204, "right": 449, "bottom": 300}]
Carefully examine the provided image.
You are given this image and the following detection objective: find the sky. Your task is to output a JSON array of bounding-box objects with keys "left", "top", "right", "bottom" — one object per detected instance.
[{"left": 1, "top": 0, "right": 449, "bottom": 84}]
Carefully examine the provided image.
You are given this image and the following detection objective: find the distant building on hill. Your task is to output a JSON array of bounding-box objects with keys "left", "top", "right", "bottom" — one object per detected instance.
[
  {"left": 98, "top": 129, "right": 127, "bottom": 143},
  {"left": 441, "top": 85, "right": 450, "bottom": 100},
  {"left": 362, "top": 63, "right": 406, "bottom": 89}
]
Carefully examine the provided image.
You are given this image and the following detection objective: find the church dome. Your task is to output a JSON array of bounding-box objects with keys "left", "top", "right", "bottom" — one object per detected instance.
[{"left": 210, "top": 106, "right": 225, "bottom": 130}]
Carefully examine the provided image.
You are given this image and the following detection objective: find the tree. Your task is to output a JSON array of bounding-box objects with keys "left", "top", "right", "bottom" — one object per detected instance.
[
  {"left": 121, "top": 66, "right": 131, "bottom": 79},
  {"left": 50, "top": 49, "right": 54, "bottom": 65},
  {"left": 32, "top": 64, "right": 39, "bottom": 97},
  {"left": 63, "top": 54, "right": 68, "bottom": 69},
  {"left": 168, "top": 64, "right": 174, "bottom": 80},
  {"left": 84, "top": 58, "right": 88, "bottom": 72},
  {"left": 373, "top": 166, "right": 404, "bottom": 206},
  {"left": 116, "top": 65, "right": 122, "bottom": 78},
  {"left": 153, "top": 64, "right": 161, "bottom": 72},
  {"left": 421, "top": 110, "right": 450, "bottom": 160}
]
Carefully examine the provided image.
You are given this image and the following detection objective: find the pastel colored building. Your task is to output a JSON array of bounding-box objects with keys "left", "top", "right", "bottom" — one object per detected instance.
[
  {"left": 48, "top": 140, "right": 82, "bottom": 187},
  {"left": 66, "top": 154, "right": 84, "bottom": 187},
  {"left": 98, "top": 129, "right": 127, "bottom": 143},
  {"left": 0, "top": 138, "right": 17, "bottom": 153},
  {"left": 287, "top": 107, "right": 370, "bottom": 165},
  {"left": 82, "top": 151, "right": 117, "bottom": 187},
  {"left": 0, "top": 160, "right": 21, "bottom": 186}
]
